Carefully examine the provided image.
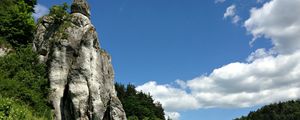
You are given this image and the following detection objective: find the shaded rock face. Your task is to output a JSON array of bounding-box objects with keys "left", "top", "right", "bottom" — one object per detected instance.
[{"left": 33, "top": 1, "right": 127, "bottom": 120}]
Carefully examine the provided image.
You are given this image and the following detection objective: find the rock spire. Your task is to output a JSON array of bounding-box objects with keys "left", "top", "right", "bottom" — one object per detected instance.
[
  {"left": 71, "top": 0, "right": 91, "bottom": 18},
  {"left": 33, "top": 0, "right": 127, "bottom": 120}
]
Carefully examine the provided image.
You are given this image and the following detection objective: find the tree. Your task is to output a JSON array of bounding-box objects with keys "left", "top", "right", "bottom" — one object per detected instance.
[
  {"left": 0, "top": 0, "right": 51, "bottom": 118},
  {"left": 235, "top": 100, "right": 300, "bottom": 120},
  {"left": 0, "top": 46, "right": 51, "bottom": 116},
  {"left": 0, "top": 0, "right": 36, "bottom": 47},
  {"left": 115, "top": 83, "right": 165, "bottom": 120},
  {"left": 23, "top": 0, "right": 37, "bottom": 12}
]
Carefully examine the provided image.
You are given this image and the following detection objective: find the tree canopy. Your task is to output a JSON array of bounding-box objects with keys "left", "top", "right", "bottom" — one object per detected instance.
[
  {"left": 0, "top": 0, "right": 36, "bottom": 47},
  {"left": 0, "top": 0, "right": 52, "bottom": 119},
  {"left": 115, "top": 83, "right": 165, "bottom": 120},
  {"left": 235, "top": 100, "right": 300, "bottom": 120}
]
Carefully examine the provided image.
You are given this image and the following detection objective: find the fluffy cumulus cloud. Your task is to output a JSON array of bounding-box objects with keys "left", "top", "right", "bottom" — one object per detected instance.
[
  {"left": 136, "top": 81, "right": 199, "bottom": 111},
  {"left": 187, "top": 52, "right": 300, "bottom": 107},
  {"left": 137, "top": 0, "right": 300, "bottom": 119},
  {"left": 245, "top": 0, "right": 300, "bottom": 54},
  {"left": 224, "top": 5, "right": 241, "bottom": 24},
  {"left": 33, "top": 4, "right": 49, "bottom": 21}
]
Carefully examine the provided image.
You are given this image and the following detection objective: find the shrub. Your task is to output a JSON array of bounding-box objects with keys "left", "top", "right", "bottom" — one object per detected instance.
[
  {"left": 0, "top": 97, "right": 51, "bottom": 120},
  {"left": 0, "top": 45, "right": 51, "bottom": 116}
]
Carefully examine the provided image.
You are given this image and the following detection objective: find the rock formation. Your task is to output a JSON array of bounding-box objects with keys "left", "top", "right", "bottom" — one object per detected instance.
[{"left": 33, "top": 0, "right": 127, "bottom": 120}]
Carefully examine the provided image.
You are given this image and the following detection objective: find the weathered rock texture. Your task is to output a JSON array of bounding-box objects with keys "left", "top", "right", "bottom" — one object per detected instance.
[
  {"left": 33, "top": 0, "right": 127, "bottom": 120},
  {"left": 71, "top": 0, "right": 91, "bottom": 18}
]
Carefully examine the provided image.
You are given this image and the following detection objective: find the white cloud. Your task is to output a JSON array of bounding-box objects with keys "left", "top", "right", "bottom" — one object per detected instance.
[
  {"left": 136, "top": 81, "right": 200, "bottom": 111},
  {"left": 138, "top": 52, "right": 300, "bottom": 108},
  {"left": 224, "top": 5, "right": 241, "bottom": 24},
  {"left": 215, "top": 0, "right": 226, "bottom": 4},
  {"left": 187, "top": 52, "right": 300, "bottom": 107},
  {"left": 175, "top": 80, "right": 187, "bottom": 89},
  {"left": 33, "top": 4, "right": 49, "bottom": 21},
  {"left": 138, "top": 51, "right": 300, "bottom": 119},
  {"left": 232, "top": 15, "right": 241, "bottom": 24},
  {"left": 245, "top": 0, "right": 300, "bottom": 54},
  {"left": 165, "top": 112, "right": 180, "bottom": 120},
  {"left": 246, "top": 48, "right": 276, "bottom": 62},
  {"left": 224, "top": 5, "right": 236, "bottom": 18},
  {"left": 137, "top": 0, "right": 300, "bottom": 119},
  {"left": 257, "top": 0, "right": 268, "bottom": 3},
  {"left": 136, "top": 81, "right": 199, "bottom": 120}
]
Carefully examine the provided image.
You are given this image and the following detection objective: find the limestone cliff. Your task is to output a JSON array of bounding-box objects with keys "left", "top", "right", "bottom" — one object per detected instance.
[{"left": 33, "top": 0, "right": 127, "bottom": 120}]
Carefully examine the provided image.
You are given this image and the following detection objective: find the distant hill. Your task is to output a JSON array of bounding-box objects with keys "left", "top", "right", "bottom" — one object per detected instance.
[{"left": 235, "top": 100, "right": 300, "bottom": 120}]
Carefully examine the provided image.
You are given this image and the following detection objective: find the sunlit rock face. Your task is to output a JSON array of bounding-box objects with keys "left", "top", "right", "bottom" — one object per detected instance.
[{"left": 33, "top": 0, "right": 127, "bottom": 120}]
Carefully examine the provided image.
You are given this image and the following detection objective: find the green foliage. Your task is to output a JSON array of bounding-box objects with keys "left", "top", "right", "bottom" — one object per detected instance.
[
  {"left": 0, "top": 97, "right": 51, "bottom": 120},
  {"left": 0, "top": 0, "right": 35, "bottom": 47},
  {"left": 22, "top": 0, "right": 37, "bottom": 12},
  {"left": 0, "top": 0, "right": 51, "bottom": 118},
  {"left": 49, "top": 3, "right": 70, "bottom": 24},
  {"left": 0, "top": 37, "right": 12, "bottom": 49},
  {"left": 115, "top": 83, "right": 165, "bottom": 120},
  {"left": 0, "top": 45, "right": 51, "bottom": 117},
  {"left": 128, "top": 116, "right": 139, "bottom": 120},
  {"left": 47, "top": 3, "right": 72, "bottom": 41},
  {"left": 235, "top": 100, "right": 300, "bottom": 120}
]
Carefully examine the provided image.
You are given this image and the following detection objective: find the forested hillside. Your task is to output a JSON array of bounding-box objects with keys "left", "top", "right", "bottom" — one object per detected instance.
[{"left": 235, "top": 100, "right": 300, "bottom": 120}]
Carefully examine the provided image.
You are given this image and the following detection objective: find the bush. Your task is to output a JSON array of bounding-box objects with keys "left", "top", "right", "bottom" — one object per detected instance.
[
  {"left": 0, "top": 45, "right": 51, "bottom": 116},
  {"left": 0, "top": 97, "right": 51, "bottom": 120}
]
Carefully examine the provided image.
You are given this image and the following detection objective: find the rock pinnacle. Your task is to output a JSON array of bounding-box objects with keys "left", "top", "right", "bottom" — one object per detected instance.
[{"left": 71, "top": 0, "right": 91, "bottom": 18}]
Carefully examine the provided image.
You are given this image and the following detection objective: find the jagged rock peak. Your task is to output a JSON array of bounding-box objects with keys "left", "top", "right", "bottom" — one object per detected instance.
[{"left": 71, "top": 0, "right": 91, "bottom": 18}]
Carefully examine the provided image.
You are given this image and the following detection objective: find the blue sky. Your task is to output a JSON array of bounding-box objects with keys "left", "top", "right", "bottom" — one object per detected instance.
[{"left": 35, "top": 0, "right": 300, "bottom": 119}]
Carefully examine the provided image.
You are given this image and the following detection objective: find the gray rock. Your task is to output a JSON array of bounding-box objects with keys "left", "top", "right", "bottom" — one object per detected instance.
[
  {"left": 0, "top": 46, "right": 11, "bottom": 57},
  {"left": 71, "top": 0, "right": 91, "bottom": 18},
  {"left": 33, "top": 1, "right": 127, "bottom": 120}
]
